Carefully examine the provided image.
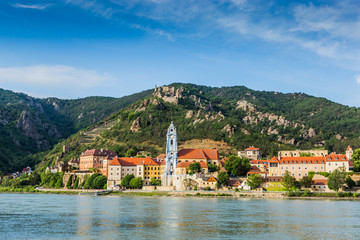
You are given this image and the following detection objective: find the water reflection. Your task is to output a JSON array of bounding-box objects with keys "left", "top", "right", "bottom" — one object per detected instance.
[{"left": 0, "top": 194, "right": 360, "bottom": 239}]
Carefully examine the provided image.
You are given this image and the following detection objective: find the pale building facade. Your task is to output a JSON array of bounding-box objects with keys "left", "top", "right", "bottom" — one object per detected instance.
[
  {"left": 107, "top": 157, "right": 160, "bottom": 188},
  {"left": 277, "top": 157, "right": 326, "bottom": 180},
  {"left": 325, "top": 154, "right": 349, "bottom": 173},
  {"left": 278, "top": 149, "right": 328, "bottom": 158},
  {"left": 238, "top": 146, "right": 261, "bottom": 160}
]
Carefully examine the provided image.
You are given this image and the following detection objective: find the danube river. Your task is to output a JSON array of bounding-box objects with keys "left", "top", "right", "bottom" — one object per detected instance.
[{"left": 0, "top": 193, "right": 359, "bottom": 239}]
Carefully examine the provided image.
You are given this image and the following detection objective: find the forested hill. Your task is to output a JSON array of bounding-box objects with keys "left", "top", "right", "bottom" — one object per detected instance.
[
  {"left": 0, "top": 88, "right": 152, "bottom": 172},
  {"left": 36, "top": 83, "right": 360, "bottom": 172}
]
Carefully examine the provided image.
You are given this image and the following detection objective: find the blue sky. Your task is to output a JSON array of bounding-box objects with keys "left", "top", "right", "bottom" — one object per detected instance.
[{"left": 0, "top": 0, "right": 359, "bottom": 106}]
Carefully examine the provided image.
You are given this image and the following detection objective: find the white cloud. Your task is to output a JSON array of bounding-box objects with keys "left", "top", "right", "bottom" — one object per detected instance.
[
  {"left": 355, "top": 75, "right": 360, "bottom": 85},
  {"left": 0, "top": 65, "right": 115, "bottom": 87},
  {"left": 12, "top": 3, "right": 52, "bottom": 10}
]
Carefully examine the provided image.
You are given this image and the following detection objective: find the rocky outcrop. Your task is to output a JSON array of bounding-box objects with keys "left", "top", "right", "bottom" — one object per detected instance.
[
  {"left": 16, "top": 111, "right": 41, "bottom": 140},
  {"left": 302, "top": 128, "right": 317, "bottom": 138},
  {"left": 239, "top": 99, "right": 317, "bottom": 141},
  {"left": 185, "top": 110, "right": 194, "bottom": 119},
  {"left": 130, "top": 117, "right": 141, "bottom": 132},
  {"left": 236, "top": 100, "right": 256, "bottom": 112},
  {"left": 153, "top": 86, "right": 184, "bottom": 104},
  {"left": 223, "top": 124, "right": 235, "bottom": 138}
]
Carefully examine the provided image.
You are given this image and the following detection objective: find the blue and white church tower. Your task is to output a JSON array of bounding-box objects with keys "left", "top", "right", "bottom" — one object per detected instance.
[{"left": 164, "top": 122, "right": 178, "bottom": 175}]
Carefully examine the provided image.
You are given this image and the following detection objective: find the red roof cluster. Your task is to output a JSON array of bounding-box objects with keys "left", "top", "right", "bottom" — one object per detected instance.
[{"left": 178, "top": 149, "right": 219, "bottom": 160}]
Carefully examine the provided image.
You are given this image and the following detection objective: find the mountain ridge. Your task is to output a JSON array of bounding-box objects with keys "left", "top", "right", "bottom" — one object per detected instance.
[{"left": 32, "top": 83, "right": 360, "bottom": 173}]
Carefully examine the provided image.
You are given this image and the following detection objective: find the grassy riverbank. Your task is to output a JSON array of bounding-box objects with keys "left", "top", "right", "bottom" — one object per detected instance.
[{"left": 2, "top": 187, "right": 360, "bottom": 200}]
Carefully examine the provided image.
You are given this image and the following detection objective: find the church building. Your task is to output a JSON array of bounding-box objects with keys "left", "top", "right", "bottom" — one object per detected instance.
[{"left": 163, "top": 122, "right": 220, "bottom": 178}]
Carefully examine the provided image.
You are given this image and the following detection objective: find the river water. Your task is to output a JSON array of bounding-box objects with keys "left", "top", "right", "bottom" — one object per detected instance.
[{"left": 0, "top": 193, "right": 359, "bottom": 239}]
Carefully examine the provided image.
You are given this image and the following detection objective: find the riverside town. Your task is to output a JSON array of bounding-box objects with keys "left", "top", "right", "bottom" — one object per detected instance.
[{"left": 17, "top": 121, "right": 356, "bottom": 198}]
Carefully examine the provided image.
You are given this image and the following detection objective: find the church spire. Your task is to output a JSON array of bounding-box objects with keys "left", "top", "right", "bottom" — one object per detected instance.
[{"left": 164, "top": 122, "right": 177, "bottom": 175}]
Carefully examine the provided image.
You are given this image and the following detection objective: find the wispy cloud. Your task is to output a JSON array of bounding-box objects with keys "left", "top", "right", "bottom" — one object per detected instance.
[
  {"left": 0, "top": 65, "right": 115, "bottom": 87},
  {"left": 12, "top": 3, "right": 52, "bottom": 10},
  {"left": 65, "top": 0, "right": 115, "bottom": 18}
]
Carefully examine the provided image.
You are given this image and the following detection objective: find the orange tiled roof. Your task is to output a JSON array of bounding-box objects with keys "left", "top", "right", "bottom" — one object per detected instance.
[
  {"left": 176, "top": 161, "right": 208, "bottom": 168},
  {"left": 325, "top": 154, "right": 348, "bottom": 162},
  {"left": 245, "top": 146, "right": 259, "bottom": 151},
  {"left": 178, "top": 149, "right": 219, "bottom": 160},
  {"left": 346, "top": 145, "right": 352, "bottom": 151},
  {"left": 279, "top": 157, "right": 325, "bottom": 164}
]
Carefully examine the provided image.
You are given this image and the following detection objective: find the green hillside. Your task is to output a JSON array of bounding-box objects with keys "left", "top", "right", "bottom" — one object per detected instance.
[
  {"left": 0, "top": 88, "right": 152, "bottom": 172},
  {"left": 35, "top": 83, "right": 360, "bottom": 172}
]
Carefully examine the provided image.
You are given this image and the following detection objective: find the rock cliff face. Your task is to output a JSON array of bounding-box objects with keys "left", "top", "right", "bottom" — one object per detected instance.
[
  {"left": 153, "top": 86, "right": 184, "bottom": 104},
  {"left": 238, "top": 99, "right": 317, "bottom": 144},
  {"left": 16, "top": 110, "right": 61, "bottom": 150}
]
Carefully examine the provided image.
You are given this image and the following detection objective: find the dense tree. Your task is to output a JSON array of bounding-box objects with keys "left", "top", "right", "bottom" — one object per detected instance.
[
  {"left": 130, "top": 177, "right": 143, "bottom": 189},
  {"left": 208, "top": 164, "right": 220, "bottom": 173},
  {"left": 121, "top": 174, "right": 135, "bottom": 188},
  {"left": 225, "top": 155, "right": 250, "bottom": 177},
  {"left": 217, "top": 172, "right": 230, "bottom": 187},
  {"left": 346, "top": 176, "right": 356, "bottom": 189},
  {"left": 352, "top": 149, "right": 360, "bottom": 172},
  {"left": 328, "top": 168, "right": 346, "bottom": 192},
  {"left": 299, "top": 176, "right": 314, "bottom": 188},
  {"left": 150, "top": 177, "right": 161, "bottom": 186},
  {"left": 73, "top": 177, "right": 79, "bottom": 189},
  {"left": 125, "top": 148, "right": 137, "bottom": 157},
  {"left": 247, "top": 174, "right": 263, "bottom": 189},
  {"left": 282, "top": 171, "right": 296, "bottom": 191},
  {"left": 93, "top": 175, "right": 107, "bottom": 189},
  {"left": 189, "top": 162, "right": 201, "bottom": 174},
  {"left": 84, "top": 173, "right": 102, "bottom": 189}
]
